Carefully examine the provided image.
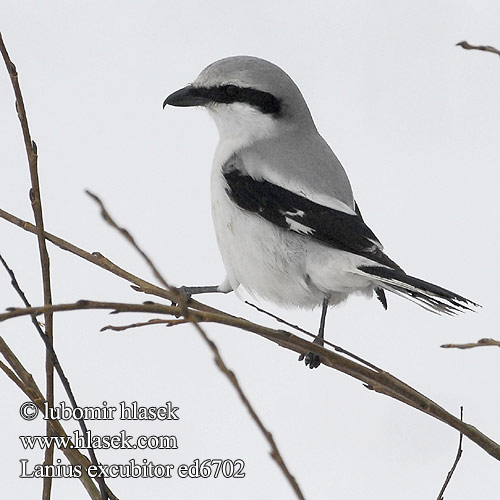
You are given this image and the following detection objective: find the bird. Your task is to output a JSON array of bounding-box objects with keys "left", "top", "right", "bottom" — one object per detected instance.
[{"left": 163, "top": 56, "right": 478, "bottom": 369}]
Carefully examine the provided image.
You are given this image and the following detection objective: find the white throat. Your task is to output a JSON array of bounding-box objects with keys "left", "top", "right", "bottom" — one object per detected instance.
[{"left": 208, "top": 103, "right": 279, "bottom": 166}]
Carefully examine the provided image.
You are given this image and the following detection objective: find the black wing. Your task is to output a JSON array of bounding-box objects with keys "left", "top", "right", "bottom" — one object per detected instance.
[{"left": 223, "top": 161, "right": 400, "bottom": 270}]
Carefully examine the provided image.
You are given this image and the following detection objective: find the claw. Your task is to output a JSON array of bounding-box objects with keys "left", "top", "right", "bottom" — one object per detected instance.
[
  {"left": 298, "top": 351, "right": 321, "bottom": 369},
  {"left": 178, "top": 286, "right": 193, "bottom": 299}
]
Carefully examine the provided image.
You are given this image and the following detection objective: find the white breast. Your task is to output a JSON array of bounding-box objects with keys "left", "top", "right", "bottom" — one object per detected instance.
[{"left": 210, "top": 161, "right": 323, "bottom": 307}]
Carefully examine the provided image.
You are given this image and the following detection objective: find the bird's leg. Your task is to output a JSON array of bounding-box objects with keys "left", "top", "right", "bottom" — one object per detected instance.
[
  {"left": 172, "top": 284, "right": 233, "bottom": 310},
  {"left": 299, "top": 296, "right": 329, "bottom": 369},
  {"left": 177, "top": 278, "right": 234, "bottom": 300},
  {"left": 180, "top": 285, "right": 224, "bottom": 295}
]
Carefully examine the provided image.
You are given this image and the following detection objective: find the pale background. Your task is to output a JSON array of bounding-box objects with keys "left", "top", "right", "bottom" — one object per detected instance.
[{"left": 1, "top": 1, "right": 499, "bottom": 499}]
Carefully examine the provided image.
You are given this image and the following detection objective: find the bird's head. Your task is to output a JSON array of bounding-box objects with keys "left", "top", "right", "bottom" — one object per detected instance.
[{"left": 163, "top": 56, "right": 315, "bottom": 145}]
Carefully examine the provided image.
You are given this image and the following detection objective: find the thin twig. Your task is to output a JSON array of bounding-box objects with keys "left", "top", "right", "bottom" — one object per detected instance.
[
  {"left": 245, "top": 300, "right": 316, "bottom": 337},
  {"left": 456, "top": 41, "right": 500, "bottom": 57},
  {"left": 86, "top": 190, "right": 173, "bottom": 291},
  {"left": 436, "top": 407, "right": 464, "bottom": 500},
  {"left": 1, "top": 298, "right": 500, "bottom": 462},
  {"left": 0, "top": 32, "right": 56, "bottom": 500},
  {"left": 245, "top": 300, "right": 381, "bottom": 371},
  {"left": 0, "top": 300, "right": 178, "bottom": 321},
  {"left": 192, "top": 320, "right": 305, "bottom": 499},
  {"left": 0, "top": 254, "right": 110, "bottom": 500},
  {"left": 441, "top": 338, "right": 500, "bottom": 349},
  {"left": 100, "top": 318, "right": 188, "bottom": 331}
]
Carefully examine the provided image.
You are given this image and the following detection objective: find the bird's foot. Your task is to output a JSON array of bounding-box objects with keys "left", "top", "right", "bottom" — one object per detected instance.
[
  {"left": 298, "top": 352, "right": 321, "bottom": 369},
  {"left": 178, "top": 285, "right": 195, "bottom": 298},
  {"left": 172, "top": 285, "right": 221, "bottom": 305},
  {"left": 170, "top": 286, "right": 192, "bottom": 305}
]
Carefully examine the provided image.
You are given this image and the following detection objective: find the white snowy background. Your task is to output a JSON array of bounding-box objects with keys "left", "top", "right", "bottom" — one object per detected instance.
[{"left": 0, "top": 1, "right": 499, "bottom": 499}]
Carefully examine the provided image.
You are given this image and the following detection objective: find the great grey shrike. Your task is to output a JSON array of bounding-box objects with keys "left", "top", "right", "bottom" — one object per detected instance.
[{"left": 163, "top": 56, "right": 478, "bottom": 368}]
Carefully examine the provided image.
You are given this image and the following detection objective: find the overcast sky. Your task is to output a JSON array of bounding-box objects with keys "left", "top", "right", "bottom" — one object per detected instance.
[{"left": 1, "top": 1, "right": 499, "bottom": 499}]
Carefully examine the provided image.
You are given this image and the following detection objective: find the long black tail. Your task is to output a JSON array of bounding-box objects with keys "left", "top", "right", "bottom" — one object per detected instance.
[{"left": 358, "top": 265, "right": 480, "bottom": 315}]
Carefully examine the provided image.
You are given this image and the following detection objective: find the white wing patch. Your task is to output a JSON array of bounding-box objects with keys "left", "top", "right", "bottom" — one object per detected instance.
[
  {"left": 281, "top": 209, "right": 315, "bottom": 235},
  {"left": 283, "top": 209, "right": 305, "bottom": 217},
  {"left": 284, "top": 216, "right": 315, "bottom": 235},
  {"left": 367, "top": 237, "right": 383, "bottom": 251}
]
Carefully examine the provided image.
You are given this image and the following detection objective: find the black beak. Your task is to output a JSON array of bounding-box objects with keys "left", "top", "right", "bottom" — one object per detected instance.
[{"left": 162, "top": 85, "right": 210, "bottom": 109}]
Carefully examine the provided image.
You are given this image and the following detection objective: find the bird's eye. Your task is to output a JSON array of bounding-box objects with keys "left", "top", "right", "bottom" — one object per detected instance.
[{"left": 224, "top": 85, "right": 240, "bottom": 97}]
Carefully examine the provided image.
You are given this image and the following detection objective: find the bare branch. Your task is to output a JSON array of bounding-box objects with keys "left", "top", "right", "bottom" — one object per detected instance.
[
  {"left": 0, "top": 32, "right": 56, "bottom": 499},
  {"left": 192, "top": 320, "right": 305, "bottom": 499},
  {"left": 436, "top": 407, "right": 464, "bottom": 500},
  {"left": 441, "top": 338, "right": 500, "bottom": 349},
  {"left": 456, "top": 41, "right": 500, "bottom": 57},
  {"left": 0, "top": 300, "right": 179, "bottom": 322},
  {"left": 0, "top": 255, "right": 111, "bottom": 500},
  {"left": 1, "top": 298, "right": 500, "bottom": 462}
]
